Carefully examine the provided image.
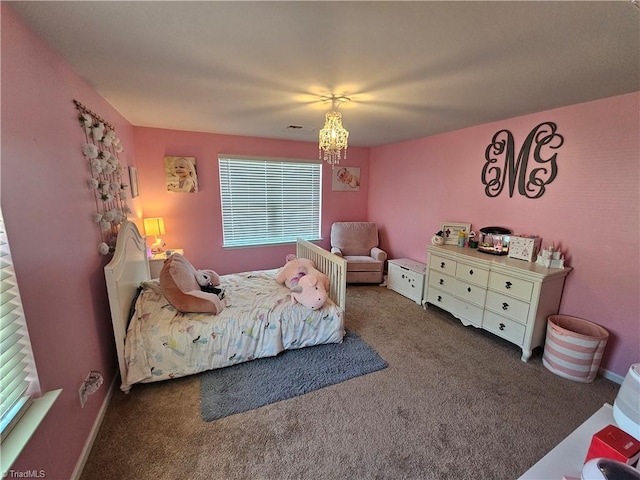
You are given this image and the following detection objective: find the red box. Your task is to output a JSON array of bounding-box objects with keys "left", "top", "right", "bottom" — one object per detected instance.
[{"left": 585, "top": 424, "right": 640, "bottom": 466}]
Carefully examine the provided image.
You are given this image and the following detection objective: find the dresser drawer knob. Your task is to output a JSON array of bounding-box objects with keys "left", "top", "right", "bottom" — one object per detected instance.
[
  {"left": 469, "top": 269, "right": 474, "bottom": 275},
  {"left": 439, "top": 278, "right": 444, "bottom": 285},
  {"left": 502, "top": 302, "right": 509, "bottom": 310},
  {"left": 440, "top": 262, "right": 446, "bottom": 269},
  {"left": 467, "top": 287, "right": 472, "bottom": 293},
  {"left": 505, "top": 281, "right": 512, "bottom": 289},
  {"left": 499, "top": 323, "right": 506, "bottom": 331},
  {"left": 437, "top": 295, "right": 442, "bottom": 302}
]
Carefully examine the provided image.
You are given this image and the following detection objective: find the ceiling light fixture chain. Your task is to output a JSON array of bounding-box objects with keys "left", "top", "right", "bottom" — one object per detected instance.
[{"left": 319, "top": 94, "right": 350, "bottom": 168}]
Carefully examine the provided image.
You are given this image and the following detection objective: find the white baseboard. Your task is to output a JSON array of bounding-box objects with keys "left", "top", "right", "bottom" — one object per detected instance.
[
  {"left": 601, "top": 367, "right": 624, "bottom": 385},
  {"left": 70, "top": 375, "right": 117, "bottom": 480}
]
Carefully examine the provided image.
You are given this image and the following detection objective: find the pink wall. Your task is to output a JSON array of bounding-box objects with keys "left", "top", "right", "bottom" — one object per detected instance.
[
  {"left": 368, "top": 92, "right": 640, "bottom": 377},
  {"left": 1, "top": 5, "right": 139, "bottom": 478},
  {"left": 133, "top": 127, "right": 369, "bottom": 274}
]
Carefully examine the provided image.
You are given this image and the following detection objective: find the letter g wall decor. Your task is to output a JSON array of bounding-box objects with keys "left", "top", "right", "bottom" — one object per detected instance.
[{"left": 481, "top": 122, "right": 564, "bottom": 199}]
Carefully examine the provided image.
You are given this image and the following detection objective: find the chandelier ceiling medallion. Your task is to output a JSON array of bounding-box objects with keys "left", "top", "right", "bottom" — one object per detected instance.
[{"left": 319, "top": 95, "right": 350, "bottom": 168}]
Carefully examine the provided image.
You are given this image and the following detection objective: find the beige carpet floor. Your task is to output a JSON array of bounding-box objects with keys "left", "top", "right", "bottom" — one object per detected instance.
[{"left": 80, "top": 285, "right": 619, "bottom": 480}]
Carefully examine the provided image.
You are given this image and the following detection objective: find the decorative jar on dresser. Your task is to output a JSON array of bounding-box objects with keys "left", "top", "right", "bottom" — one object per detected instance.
[{"left": 423, "top": 244, "right": 572, "bottom": 361}]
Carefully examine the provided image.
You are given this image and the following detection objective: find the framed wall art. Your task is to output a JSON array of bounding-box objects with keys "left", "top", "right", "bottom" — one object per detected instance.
[
  {"left": 440, "top": 222, "right": 471, "bottom": 245},
  {"left": 165, "top": 156, "right": 198, "bottom": 193},
  {"left": 332, "top": 166, "right": 360, "bottom": 191},
  {"left": 128, "top": 166, "right": 139, "bottom": 198}
]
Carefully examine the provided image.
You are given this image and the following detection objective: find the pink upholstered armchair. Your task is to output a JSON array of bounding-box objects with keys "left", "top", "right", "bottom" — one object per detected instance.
[{"left": 330, "top": 222, "right": 387, "bottom": 284}]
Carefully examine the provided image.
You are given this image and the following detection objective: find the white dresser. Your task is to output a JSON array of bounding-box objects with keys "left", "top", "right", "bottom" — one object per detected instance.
[
  {"left": 387, "top": 258, "right": 426, "bottom": 304},
  {"left": 424, "top": 244, "right": 571, "bottom": 361}
]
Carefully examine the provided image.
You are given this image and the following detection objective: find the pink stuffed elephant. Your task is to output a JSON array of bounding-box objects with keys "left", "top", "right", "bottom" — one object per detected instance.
[{"left": 275, "top": 256, "right": 329, "bottom": 310}]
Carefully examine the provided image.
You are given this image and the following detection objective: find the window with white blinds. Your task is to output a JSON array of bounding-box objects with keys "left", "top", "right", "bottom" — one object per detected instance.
[
  {"left": 0, "top": 208, "right": 40, "bottom": 440},
  {"left": 1, "top": 208, "right": 60, "bottom": 475},
  {"left": 218, "top": 156, "right": 322, "bottom": 247}
]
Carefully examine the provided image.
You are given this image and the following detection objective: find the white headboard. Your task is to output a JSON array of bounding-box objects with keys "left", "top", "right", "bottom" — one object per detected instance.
[{"left": 104, "top": 221, "right": 150, "bottom": 393}]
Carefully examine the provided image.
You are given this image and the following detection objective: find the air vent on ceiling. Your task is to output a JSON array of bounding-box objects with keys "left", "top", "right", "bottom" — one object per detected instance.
[{"left": 285, "top": 125, "right": 316, "bottom": 135}]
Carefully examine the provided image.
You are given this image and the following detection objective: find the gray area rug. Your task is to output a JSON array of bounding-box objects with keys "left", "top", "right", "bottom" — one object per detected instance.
[{"left": 200, "top": 329, "right": 387, "bottom": 421}]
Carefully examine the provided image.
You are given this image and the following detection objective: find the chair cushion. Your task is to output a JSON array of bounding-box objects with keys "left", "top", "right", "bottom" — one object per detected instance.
[
  {"left": 344, "top": 256, "right": 384, "bottom": 272},
  {"left": 331, "top": 222, "right": 379, "bottom": 256}
]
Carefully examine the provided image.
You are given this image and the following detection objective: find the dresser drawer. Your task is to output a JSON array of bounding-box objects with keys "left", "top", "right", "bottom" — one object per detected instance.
[
  {"left": 483, "top": 310, "right": 526, "bottom": 345},
  {"left": 454, "top": 280, "right": 487, "bottom": 307},
  {"left": 455, "top": 263, "right": 489, "bottom": 287},
  {"left": 428, "top": 271, "right": 456, "bottom": 295},
  {"left": 452, "top": 298, "right": 483, "bottom": 327},
  {"left": 426, "top": 288, "right": 455, "bottom": 311},
  {"left": 429, "top": 254, "right": 456, "bottom": 277},
  {"left": 485, "top": 290, "right": 530, "bottom": 324},
  {"left": 488, "top": 272, "right": 534, "bottom": 302}
]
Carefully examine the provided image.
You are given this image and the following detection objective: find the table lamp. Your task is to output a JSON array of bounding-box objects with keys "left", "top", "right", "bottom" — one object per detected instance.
[{"left": 143, "top": 217, "right": 166, "bottom": 253}]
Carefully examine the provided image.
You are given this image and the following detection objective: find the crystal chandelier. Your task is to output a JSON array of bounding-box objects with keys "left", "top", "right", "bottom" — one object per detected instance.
[{"left": 319, "top": 95, "right": 349, "bottom": 167}]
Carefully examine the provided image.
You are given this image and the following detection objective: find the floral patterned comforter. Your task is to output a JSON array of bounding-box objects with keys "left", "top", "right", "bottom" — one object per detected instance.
[{"left": 124, "top": 270, "right": 345, "bottom": 385}]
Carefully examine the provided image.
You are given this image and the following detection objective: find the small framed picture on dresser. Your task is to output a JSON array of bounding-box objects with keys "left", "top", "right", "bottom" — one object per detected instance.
[{"left": 440, "top": 222, "right": 471, "bottom": 245}]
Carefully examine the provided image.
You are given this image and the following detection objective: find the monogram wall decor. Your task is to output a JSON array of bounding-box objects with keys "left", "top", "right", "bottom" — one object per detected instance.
[{"left": 481, "top": 122, "right": 564, "bottom": 199}]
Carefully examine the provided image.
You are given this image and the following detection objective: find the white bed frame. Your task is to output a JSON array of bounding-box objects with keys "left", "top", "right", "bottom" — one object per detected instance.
[{"left": 104, "top": 221, "right": 346, "bottom": 393}]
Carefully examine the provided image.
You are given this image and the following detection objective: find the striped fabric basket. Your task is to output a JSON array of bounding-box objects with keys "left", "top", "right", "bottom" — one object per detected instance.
[{"left": 542, "top": 315, "right": 609, "bottom": 383}]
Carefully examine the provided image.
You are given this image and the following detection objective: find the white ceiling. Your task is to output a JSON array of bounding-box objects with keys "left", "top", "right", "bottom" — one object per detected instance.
[{"left": 9, "top": 1, "right": 640, "bottom": 147}]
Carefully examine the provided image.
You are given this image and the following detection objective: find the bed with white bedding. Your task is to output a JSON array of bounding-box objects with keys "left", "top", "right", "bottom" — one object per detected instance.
[{"left": 105, "top": 221, "right": 347, "bottom": 393}]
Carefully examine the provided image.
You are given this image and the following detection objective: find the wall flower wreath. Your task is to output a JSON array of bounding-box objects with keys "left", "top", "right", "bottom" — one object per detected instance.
[{"left": 75, "top": 100, "right": 131, "bottom": 255}]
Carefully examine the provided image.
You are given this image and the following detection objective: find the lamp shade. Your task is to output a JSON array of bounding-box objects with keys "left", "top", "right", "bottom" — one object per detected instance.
[{"left": 143, "top": 217, "right": 165, "bottom": 237}]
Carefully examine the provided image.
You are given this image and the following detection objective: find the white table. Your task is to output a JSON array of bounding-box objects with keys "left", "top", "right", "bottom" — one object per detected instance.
[
  {"left": 518, "top": 403, "right": 614, "bottom": 479},
  {"left": 149, "top": 249, "right": 183, "bottom": 278}
]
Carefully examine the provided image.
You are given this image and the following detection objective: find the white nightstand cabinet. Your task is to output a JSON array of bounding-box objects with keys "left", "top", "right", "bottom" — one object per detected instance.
[
  {"left": 387, "top": 258, "right": 426, "bottom": 304},
  {"left": 424, "top": 245, "right": 572, "bottom": 361},
  {"left": 149, "top": 249, "right": 184, "bottom": 278}
]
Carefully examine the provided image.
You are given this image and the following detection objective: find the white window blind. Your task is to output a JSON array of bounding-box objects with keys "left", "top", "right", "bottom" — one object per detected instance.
[
  {"left": 0, "top": 208, "right": 40, "bottom": 440},
  {"left": 218, "top": 156, "right": 322, "bottom": 247}
]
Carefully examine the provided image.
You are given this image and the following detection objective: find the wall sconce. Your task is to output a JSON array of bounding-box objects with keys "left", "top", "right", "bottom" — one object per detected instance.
[{"left": 143, "top": 217, "right": 166, "bottom": 253}]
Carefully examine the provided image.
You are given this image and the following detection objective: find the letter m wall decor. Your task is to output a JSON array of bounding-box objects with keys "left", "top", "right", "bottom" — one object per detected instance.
[{"left": 481, "top": 122, "right": 564, "bottom": 199}]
